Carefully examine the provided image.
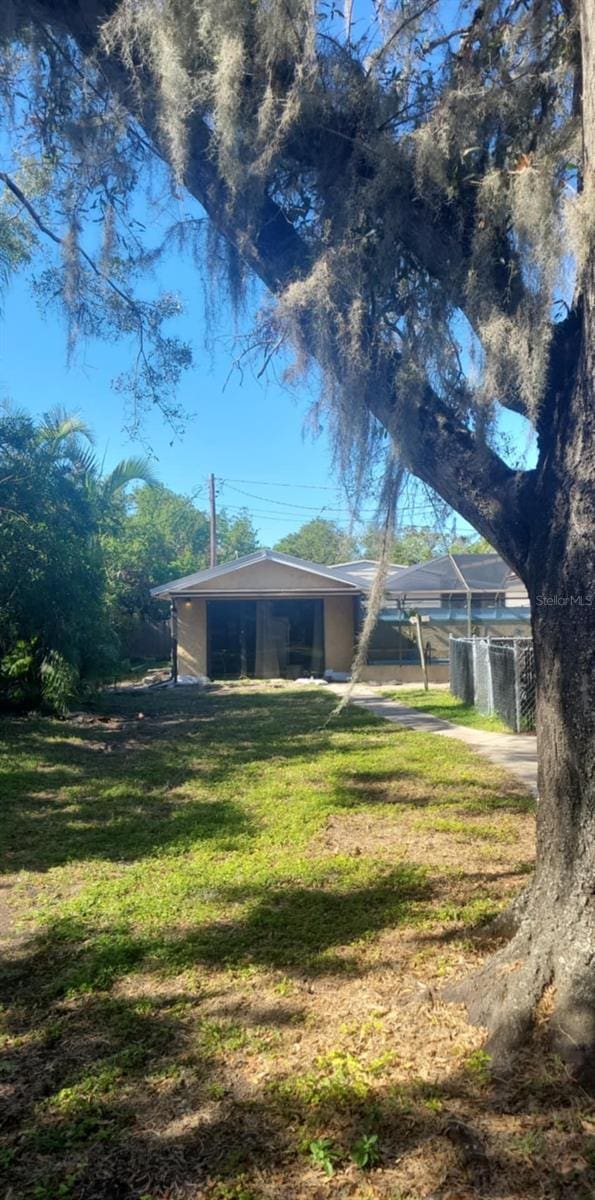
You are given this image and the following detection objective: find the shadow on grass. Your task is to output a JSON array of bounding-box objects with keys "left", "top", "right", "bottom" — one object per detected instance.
[
  {"left": 1, "top": 937, "right": 592, "bottom": 1200},
  {"left": 0, "top": 689, "right": 378, "bottom": 875},
  {"left": 1, "top": 687, "right": 532, "bottom": 878},
  {"left": 0, "top": 863, "right": 430, "bottom": 1196},
  {"left": 0, "top": 981, "right": 241, "bottom": 1197},
  {"left": 332, "top": 767, "right": 534, "bottom": 814},
  {"left": 1, "top": 786, "right": 254, "bottom": 873},
  {"left": 0, "top": 690, "right": 572, "bottom": 1199},
  {"left": 1, "top": 864, "right": 431, "bottom": 1006}
]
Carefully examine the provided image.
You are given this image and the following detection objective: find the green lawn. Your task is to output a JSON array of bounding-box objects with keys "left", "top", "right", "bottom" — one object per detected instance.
[
  {"left": 0, "top": 686, "right": 587, "bottom": 1200},
  {"left": 382, "top": 686, "right": 512, "bottom": 732}
]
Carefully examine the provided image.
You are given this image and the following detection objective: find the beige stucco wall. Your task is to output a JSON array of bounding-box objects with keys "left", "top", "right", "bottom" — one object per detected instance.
[
  {"left": 360, "top": 663, "right": 450, "bottom": 685},
  {"left": 176, "top": 598, "right": 207, "bottom": 677},
  {"left": 324, "top": 595, "right": 355, "bottom": 673},
  {"left": 176, "top": 595, "right": 357, "bottom": 679},
  {"left": 184, "top": 560, "right": 352, "bottom": 594},
  {"left": 173, "top": 596, "right": 530, "bottom": 683}
]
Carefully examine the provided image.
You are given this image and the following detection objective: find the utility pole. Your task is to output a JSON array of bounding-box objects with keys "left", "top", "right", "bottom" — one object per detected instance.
[{"left": 208, "top": 473, "right": 217, "bottom": 568}]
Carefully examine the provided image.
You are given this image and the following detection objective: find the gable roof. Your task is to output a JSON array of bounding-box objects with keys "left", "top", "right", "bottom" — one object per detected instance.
[
  {"left": 151, "top": 548, "right": 364, "bottom": 598},
  {"left": 386, "top": 553, "right": 522, "bottom": 595},
  {"left": 152, "top": 549, "right": 525, "bottom": 600}
]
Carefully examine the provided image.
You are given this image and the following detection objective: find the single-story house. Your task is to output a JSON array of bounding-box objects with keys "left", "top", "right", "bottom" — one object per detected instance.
[{"left": 151, "top": 549, "right": 530, "bottom": 684}]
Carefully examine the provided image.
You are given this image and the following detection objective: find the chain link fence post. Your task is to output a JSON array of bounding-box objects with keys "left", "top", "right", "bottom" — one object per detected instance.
[{"left": 513, "top": 640, "right": 521, "bottom": 732}]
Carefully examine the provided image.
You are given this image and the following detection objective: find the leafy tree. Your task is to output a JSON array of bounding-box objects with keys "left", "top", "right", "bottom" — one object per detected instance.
[
  {"left": 363, "top": 525, "right": 494, "bottom": 563},
  {"left": 32, "top": 406, "right": 158, "bottom": 505},
  {"left": 0, "top": 410, "right": 113, "bottom": 707},
  {"left": 0, "top": 408, "right": 156, "bottom": 707},
  {"left": 3, "top": 2, "right": 595, "bottom": 1074},
  {"left": 105, "top": 485, "right": 211, "bottom": 621},
  {"left": 217, "top": 508, "right": 261, "bottom": 562},
  {"left": 0, "top": 410, "right": 257, "bottom": 696},
  {"left": 362, "top": 525, "right": 441, "bottom": 564},
  {"left": 274, "top": 518, "right": 358, "bottom": 564},
  {"left": 448, "top": 535, "right": 494, "bottom": 556},
  {"left": 104, "top": 485, "right": 259, "bottom": 622}
]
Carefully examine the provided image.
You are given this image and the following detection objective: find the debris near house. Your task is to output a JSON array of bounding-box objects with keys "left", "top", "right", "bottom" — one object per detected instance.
[{"left": 142, "top": 667, "right": 172, "bottom": 686}]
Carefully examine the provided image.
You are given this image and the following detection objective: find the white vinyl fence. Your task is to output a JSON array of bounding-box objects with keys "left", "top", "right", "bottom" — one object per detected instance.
[{"left": 450, "top": 636, "right": 536, "bottom": 732}]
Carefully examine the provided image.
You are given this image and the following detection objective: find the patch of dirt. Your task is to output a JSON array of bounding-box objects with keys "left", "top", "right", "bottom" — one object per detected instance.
[
  {"left": 0, "top": 882, "right": 28, "bottom": 951},
  {"left": 313, "top": 807, "right": 535, "bottom": 879}
]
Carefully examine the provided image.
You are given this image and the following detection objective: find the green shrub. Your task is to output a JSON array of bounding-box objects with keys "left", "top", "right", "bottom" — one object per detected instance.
[
  {"left": 0, "top": 640, "right": 79, "bottom": 715},
  {"left": 40, "top": 651, "right": 79, "bottom": 716},
  {"left": 0, "top": 638, "right": 39, "bottom": 707},
  {"left": 308, "top": 1137, "right": 340, "bottom": 1176}
]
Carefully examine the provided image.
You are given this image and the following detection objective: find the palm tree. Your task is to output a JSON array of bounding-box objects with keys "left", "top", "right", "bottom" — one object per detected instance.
[
  {"left": 95, "top": 456, "right": 159, "bottom": 502},
  {"left": 37, "top": 406, "right": 158, "bottom": 506},
  {"left": 37, "top": 407, "right": 93, "bottom": 451}
]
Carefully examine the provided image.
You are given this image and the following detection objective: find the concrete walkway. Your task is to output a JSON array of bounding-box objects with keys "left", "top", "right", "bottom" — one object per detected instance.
[{"left": 330, "top": 684, "right": 538, "bottom": 795}]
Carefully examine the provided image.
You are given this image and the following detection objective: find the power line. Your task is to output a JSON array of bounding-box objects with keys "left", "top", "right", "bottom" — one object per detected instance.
[
  {"left": 221, "top": 499, "right": 456, "bottom": 520},
  {"left": 218, "top": 480, "right": 464, "bottom": 520},
  {"left": 220, "top": 497, "right": 474, "bottom": 523},
  {"left": 220, "top": 482, "right": 354, "bottom": 512},
  {"left": 222, "top": 507, "right": 330, "bottom": 524},
  {"left": 220, "top": 475, "right": 453, "bottom": 509},
  {"left": 193, "top": 476, "right": 474, "bottom": 533},
  {"left": 220, "top": 501, "right": 477, "bottom": 532},
  {"left": 222, "top": 476, "right": 340, "bottom": 491}
]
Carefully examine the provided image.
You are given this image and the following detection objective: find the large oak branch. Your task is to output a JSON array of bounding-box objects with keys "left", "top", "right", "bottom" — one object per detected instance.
[
  {"left": 16, "top": 0, "right": 532, "bottom": 564},
  {"left": 369, "top": 385, "right": 533, "bottom": 576}
]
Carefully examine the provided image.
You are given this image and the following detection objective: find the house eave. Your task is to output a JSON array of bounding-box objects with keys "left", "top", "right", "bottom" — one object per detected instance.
[{"left": 170, "top": 588, "right": 361, "bottom": 600}]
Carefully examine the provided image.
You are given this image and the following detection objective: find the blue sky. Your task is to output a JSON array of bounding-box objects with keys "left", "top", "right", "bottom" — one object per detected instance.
[
  {"left": 0, "top": 245, "right": 350, "bottom": 545},
  {"left": 0, "top": 154, "right": 535, "bottom": 551}
]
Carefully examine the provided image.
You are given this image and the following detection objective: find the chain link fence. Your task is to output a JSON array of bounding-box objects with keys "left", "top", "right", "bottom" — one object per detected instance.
[{"left": 450, "top": 636, "right": 536, "bottom": 732}]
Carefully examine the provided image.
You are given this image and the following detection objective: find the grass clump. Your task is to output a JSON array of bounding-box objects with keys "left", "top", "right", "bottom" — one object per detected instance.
[
  {"left": 382, "top": 687, "right": 512, "bottom": 732},
  {"left": 273, "top": 1048, "right": 391, "bottom": 1114}
]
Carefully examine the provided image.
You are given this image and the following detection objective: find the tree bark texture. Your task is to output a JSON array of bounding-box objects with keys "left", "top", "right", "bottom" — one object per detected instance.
[{"left": 446, "top": 2, "right": 595, "bottom": 1076}]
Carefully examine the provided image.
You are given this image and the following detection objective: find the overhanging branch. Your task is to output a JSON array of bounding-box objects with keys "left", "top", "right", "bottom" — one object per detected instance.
[
  {"left": 0, "top": 171, "right": 145, "bottom": 320},
  {"left": 12, "top": 1, "right": 536, "bottom": 564}
]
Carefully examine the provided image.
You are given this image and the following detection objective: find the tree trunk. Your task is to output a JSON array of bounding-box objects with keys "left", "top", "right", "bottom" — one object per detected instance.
[
  {"left": 447, "top": 270, "right": 595, "bottom": 1088},
  {"left": 448, "top": 5, "right": 595, "bottom": 1080}
]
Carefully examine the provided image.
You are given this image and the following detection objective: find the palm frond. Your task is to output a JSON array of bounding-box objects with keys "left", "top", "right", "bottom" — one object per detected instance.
[
  {"left": 75, "top": 446, "right": 101, "bottom": 479},
  {"left": 38, "top": 406, "right": 94, "bottom": 449},
  {"left": 101, "top": 456, "right": 159, "bottom": 498}
]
